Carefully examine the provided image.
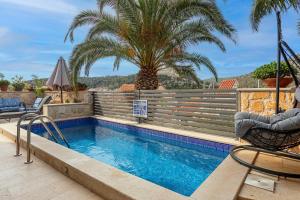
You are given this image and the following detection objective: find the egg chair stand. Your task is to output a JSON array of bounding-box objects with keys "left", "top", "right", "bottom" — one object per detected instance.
[
  {"left": 230, "top": 16, "right": 300, "bottom": 177},
  {"left": 230, "top": 128, "right": 300, "bottom": 178}
]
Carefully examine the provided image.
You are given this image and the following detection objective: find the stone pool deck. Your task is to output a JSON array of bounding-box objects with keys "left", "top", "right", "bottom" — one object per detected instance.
[{"left": 0, "top": 134, "right": 103, "bottom": 200}]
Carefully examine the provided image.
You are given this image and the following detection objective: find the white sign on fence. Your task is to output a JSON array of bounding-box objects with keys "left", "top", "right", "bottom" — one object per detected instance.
[{"left": 133, "top": 100, "right": 148, "bottom": 118}]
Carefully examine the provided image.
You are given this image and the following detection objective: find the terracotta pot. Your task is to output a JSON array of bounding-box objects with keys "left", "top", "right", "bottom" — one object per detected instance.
[
  {"left": 262, "top": 76, "right": 293, "bottom": 88},
  {"left": 0, "top": 85, "right": 8, "bottom": 91},
  {"left": 78, "top": 88, "right": 87, "bottom": 91}
]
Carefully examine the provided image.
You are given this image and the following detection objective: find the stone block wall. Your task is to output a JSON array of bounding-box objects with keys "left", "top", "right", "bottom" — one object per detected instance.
[
  {"left": 238, "top": 88, "right": 295, "bottom": 116},
  {"left": 0, "top": 91, "right": 36, "bottom": 105},
  {"left": 0, "top": 91, "right": 90, "bottom": 105},
  {"left": 43, "top": 103, "right": 92, "bottom": 120},
  {"left": 44, "top": 91, "right": 90, "bottom": 104}
]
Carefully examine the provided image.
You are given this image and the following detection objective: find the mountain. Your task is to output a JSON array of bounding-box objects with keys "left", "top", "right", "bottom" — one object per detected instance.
[
  {"left": 77, "top": 74, "right": 203, "bottom": 90},
  {"left": 209, "top": 73, "right": 260, "bottom": 88},
  {"left": 33, "top": 72, "right": 262, "bottom": 90}
]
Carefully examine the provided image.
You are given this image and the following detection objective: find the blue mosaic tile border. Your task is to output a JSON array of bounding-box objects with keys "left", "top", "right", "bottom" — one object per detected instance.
[
  {"left": 93, "top": 118, "right": 232, "bottom": 153},
  {"left": 25, "top": 117, "right": 232, "bottom": 154}
]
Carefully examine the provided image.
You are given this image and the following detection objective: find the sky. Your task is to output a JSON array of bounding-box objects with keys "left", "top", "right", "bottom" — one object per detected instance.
[{"left": 0, "top": 0, "right": 299, "bottom": 81}]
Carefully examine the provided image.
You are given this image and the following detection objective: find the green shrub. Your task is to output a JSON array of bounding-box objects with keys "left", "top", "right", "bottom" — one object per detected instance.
[
  {"left": 0, "top": 80, "right": 10, "bottom": 86},
  {"left": 32, "top": 75, "right": 45, "bottom": 97},
  {"left": 76, "top": 82, "right": 88, "bottom": 90},
  {"left": 252, "top": 62, "right": 291, "bottom": 80},
  {"left": 0, "top": 74, "right": 10, "bottom": 88},
  {"left": 24, "top": 83, "right": 34, "bottom": 91},
  {"left": 11, "top": 75, "right": 25, "bottom": 91}
]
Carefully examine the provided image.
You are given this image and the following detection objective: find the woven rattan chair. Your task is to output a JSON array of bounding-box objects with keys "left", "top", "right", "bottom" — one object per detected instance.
[{"left": 230, "top": 39, "right": 300, "bottom": 178}]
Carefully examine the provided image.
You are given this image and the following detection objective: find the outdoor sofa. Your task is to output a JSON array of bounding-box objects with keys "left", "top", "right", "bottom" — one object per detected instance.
[{"left": 0, "top": 96, "right": 52, "bottom": 121}]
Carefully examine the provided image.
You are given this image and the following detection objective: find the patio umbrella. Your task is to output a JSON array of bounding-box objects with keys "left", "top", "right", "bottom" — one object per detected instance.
[{"left": 46, "top": 57, "right": 71, "bottom": 103}]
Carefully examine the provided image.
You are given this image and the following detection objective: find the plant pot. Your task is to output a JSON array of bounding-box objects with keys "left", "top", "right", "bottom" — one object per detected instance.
[
  {"left": 0, "top": 85, "right": 8, "bottom": 91},
  {"left": 78, "top": 87, "right": 87, "bottom": 91},
  {"left": 262, "top": 76, "right": 293, "bottom": 88},
  {"left": 14, "top": 87, "right": 24, "bottom": 91}
]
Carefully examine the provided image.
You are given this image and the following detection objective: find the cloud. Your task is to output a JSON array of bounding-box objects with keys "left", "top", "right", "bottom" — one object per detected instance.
[
  {"left": 237, "top": 30, "right": 276, "bottom": 48},
  {"left": 39, "top": 50, "right": 70, "bottom": 55},
  {"left": 0, "top": 52, "right": 14, "bottom": 61},
  {"left": 1, "top": 61, "right": 55, "bottom": 79},
  {"left": 0, "top": 27, "right": 9, "bottom": 38},
  {"left": 0, "top": 0, "right": 78, "bottom": 15},
  {"left": 0, "top": 26, "right": 29, "bottom": 47},
  {"left": 0, "top": 27, "right": 12, "bottom": 46}
]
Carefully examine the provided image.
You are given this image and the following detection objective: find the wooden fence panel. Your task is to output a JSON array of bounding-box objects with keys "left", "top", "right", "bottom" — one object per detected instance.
[
  {"left": 93, "top": 89, "right": 237, "bottom": 137},
  {"left": 93, "top": 92, "right": 136, "bottom": 121}
]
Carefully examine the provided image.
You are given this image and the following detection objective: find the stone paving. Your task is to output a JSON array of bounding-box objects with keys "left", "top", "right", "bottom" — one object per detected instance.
[{"left": 0, "top": 134, "right": 103, "bottom": 200}]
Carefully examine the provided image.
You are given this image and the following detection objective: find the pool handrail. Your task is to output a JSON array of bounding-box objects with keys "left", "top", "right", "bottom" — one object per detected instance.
[
  {"left": 15, "top": 113, "right": 39, "bottom": 157},
  {"left": 16, "top": 115, "right": 70, "bottom": 164}
]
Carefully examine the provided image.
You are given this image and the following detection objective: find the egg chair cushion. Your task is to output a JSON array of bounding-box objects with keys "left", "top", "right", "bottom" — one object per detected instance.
[{"left": 235, "top": 108, "right": 300, "bottom": 138}]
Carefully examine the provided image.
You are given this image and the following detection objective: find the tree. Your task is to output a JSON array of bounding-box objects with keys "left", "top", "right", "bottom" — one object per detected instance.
[
  {"left": 66, "top": 0, "right": 235, "bottom": 90},
  {"left": 251, "top": 0, "right": 300, "bottom": 31}
]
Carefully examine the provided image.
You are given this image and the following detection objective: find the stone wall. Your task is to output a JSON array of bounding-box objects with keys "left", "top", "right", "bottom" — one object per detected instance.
[
  {"left": 0, "top": 91, "right": 90, "bottom": 105},
  {"left": 44, "top": 91, "right": 90, "bottom": 104},
  {"left": 238, "top": 88, "right": 295, "bottom": 116},
  {"left": 43, "top": 103, "right": 92, "bottom": 120},
  {"left": 0, "top": 91, "right": 36, "bottom": 105}
]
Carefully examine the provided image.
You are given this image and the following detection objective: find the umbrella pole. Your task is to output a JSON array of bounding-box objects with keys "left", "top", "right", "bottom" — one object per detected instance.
[
  {"left": 275, "top": 11, "right": 282, "bottom": 114},
  {"left": 60, "top": 87, "right": 63, "bottom": 103}
]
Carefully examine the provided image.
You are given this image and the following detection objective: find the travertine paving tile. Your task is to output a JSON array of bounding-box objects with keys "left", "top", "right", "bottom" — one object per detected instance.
[
  {"left": 0, "top": 134, "right": 104, "bottom": 200},
  {"left": 239, "top": 152, "right": 300, "bottom": 200}
]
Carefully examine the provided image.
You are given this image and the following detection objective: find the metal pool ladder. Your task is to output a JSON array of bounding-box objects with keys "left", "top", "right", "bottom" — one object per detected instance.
[{"left": 15, "top": 114, "right": 70, "bottom": 164}]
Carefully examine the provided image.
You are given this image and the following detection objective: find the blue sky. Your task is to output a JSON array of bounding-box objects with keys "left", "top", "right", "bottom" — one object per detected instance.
[{"left": 0, "top": 0, "right": 299, "bottom": 81}]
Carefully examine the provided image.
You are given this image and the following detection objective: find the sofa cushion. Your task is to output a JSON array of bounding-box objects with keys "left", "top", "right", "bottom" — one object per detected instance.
[
  {"left": 0, "top": 106, "right": 21, "bottom": 112},
  {"left": 2, "top": 98, "right": 21, "bottom": 107}
]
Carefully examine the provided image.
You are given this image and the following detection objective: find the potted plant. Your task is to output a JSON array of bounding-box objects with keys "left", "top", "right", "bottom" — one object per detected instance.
[
  {"left": 11, "top": 75, "right": 25, "bottom": 91},
  {"left": 252, "top": 61, "right": 293, "bottom": 88},
  {"left": 32, "top": 75, "right": 45, "bottom": 97},
  {"left": 0, "top": 80, "right": 10, "bottom": 91},
  {"left": 0, "top": 73, "right": 10, "bottom": 91},
  {"left": 76, "top": 82, "right": 88, "bottom": 91},
  {"left": 24, "top": 83, "right": 34, "bottom": 91}
]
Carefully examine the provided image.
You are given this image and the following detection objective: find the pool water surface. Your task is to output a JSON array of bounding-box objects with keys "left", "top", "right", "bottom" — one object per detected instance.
[{"left": 27, "top": 118, "right": 230, "bottom": 196}]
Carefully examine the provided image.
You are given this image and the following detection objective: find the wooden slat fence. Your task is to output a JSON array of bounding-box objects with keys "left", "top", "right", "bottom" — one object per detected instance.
[
  {"left": 93, "top": 89, "right": 237, "bottom": 137},
  {"left": 93, "top": 91, "right": 136, "bottom": 121}
]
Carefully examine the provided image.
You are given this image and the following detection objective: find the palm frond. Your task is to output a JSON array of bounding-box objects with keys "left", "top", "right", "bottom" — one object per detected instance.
[
  {"left": 171, "top": 65, "right": 201, "bottom": 86},
  {"left": 65, "top": 10, "right": 100, "bottom": 42},
  {"left": 298, "top": 20, "right": 300, "bottom": 34},
  {"left": 251, "top": 0, "right": 300, "bottom": 31},
  {"left": 67, "top": 0, "right": 235, "bottom": 88}
]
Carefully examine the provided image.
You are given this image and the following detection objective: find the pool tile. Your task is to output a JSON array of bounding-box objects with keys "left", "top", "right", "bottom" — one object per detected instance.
[{"left": 24, "top": 117, "right": 232, "bottom": 154}]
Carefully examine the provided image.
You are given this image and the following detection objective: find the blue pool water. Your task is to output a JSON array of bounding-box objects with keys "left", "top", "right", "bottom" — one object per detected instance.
[{"left": 27, "top": 118, "right": 230, "bottom": 196}]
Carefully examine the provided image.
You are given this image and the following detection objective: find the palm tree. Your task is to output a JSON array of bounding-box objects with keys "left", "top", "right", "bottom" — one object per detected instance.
[
  {"left": 65, "top": 0, "right": 235, "bottom": 90},
  {"left": 251, "top": 0, "right": 300, "bottom": 31},
  {"left": 251, "top": 0, "right": 300, "bottom": 113}
]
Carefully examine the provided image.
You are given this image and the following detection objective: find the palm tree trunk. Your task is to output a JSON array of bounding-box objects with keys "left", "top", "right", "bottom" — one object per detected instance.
[{"left": 135, "top": 67, "right": 159, "bottom": 90}]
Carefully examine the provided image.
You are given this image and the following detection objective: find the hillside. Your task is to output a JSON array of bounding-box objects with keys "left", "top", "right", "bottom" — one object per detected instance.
[
  {"left": 35, "top": 72, "right": 265, "bottom": 90},
  {"left": 214, "top": 73, "right": 260, "bottom": 88},
  {"left": 77, "top": 74, "right": 203, "bottom": 90},
  {"left": 77, "top": 73, "right": 263, "bottom": 90}
]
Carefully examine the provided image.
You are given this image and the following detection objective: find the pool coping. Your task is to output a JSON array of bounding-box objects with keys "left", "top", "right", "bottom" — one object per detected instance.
[{"left": 0, "top": 116, "right": 254, "bottom": 200}]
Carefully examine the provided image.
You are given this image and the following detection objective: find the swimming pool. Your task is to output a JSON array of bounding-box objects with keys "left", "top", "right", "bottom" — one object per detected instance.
[{"left": 26, "top": 117, "right": 231, "bottom": 196}]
